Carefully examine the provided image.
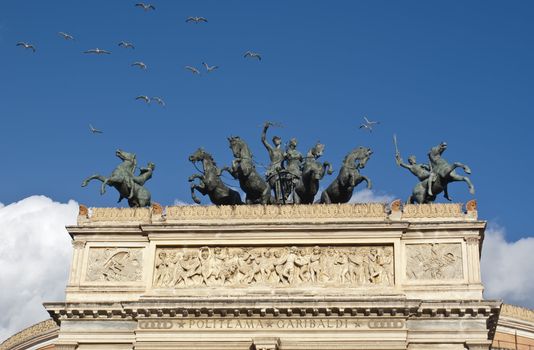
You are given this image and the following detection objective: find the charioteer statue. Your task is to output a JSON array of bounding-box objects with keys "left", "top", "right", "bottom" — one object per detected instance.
[{"left": 261, "top": 121, "right": 302, "bottom": 203}]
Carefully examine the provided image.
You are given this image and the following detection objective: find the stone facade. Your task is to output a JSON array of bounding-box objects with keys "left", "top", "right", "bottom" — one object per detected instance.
[{"left": 42, "top": 201, "right": 503, "bottom": 349}]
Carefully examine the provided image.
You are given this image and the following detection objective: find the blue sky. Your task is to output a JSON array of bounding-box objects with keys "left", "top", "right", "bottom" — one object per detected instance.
[{"left": 0, "top": 0, "right": 533, "bottom": 239}]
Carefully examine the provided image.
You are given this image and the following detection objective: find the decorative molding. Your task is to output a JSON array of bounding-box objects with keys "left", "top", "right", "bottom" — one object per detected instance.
[
  {"left": 153, "top": 245, "right": 394, "bottom": 288},
  {"left": 165, "top": 203, "right": 387, "bottom": 221},
  {"left": 89, "top": 207, "right": 151, "bottom": 222},
  {"left": 45, "top": 301, "right": 501, "bottom": 321},
  {"left": 77, "top": 203, "right": 480, "bottom": 224},
  {"left": 406, "top": 243, "right": 463, "bottom": 280},
  {"left": 464, "top": 237, "right": 480, "bottom": 245},
  {"left": 501, "top": 304, "right": 534, "bottom": 322},
  {"left": 86, "top": 248, "right": 143, "bottom": 282},
  {"left": 0, "top": 319, "right": 58, "bottom": 350},
  {"left": 402, "top": 203, "right": 464, "bottom": 218},
  {"left": 72, "top": 240, "right": 86, "bottom": 249}
]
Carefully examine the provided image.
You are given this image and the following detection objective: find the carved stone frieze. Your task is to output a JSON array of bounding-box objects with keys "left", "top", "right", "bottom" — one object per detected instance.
[
  {"left": 153, "top": 245, "right": 394, "bottom": 288},
  {"left": 406, "top": 243, "right": 463, "bottom": 280},
  {"left": 86, "top": 248, "right": 143, "bottom": 282},
  {"left": 0, "top": 319, "right": 58, "bottom": 350},
  {"left": 89, "top": 207, "right": 151, "bottom": 222},
  {"left": 402, "top": 203, "right": 463, "bottom": 218},
  {"left": 500, "top": 304, "right": 534, "bottom": 322},
  {"left": 165, "top": 203, "right": 387, "bottom": 221}
]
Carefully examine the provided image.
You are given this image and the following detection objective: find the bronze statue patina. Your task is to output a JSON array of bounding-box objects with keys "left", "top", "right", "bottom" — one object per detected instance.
[
  {"left": 293, "top": 142, "right": 333, "bottom": 204},
  {"left": 188, "top": 148, "right": 243, "bottom": 205},
  {"left": 395, "top": 154, "right": 443, "bottom": 199},
  {"left": 261, "top": 122, "right": 292, "bottom": 202},
  {"left": 397, "top": 140, "right": 475, "bottom": 204},
  {"left": 320, "top": 147, "right": 372, "bottom": 204},
  {"left": 224, "top": 136, "right": 273, "bottom": 204},
  {"left": 284, "top": 137, "right": 303, "bottom": 184},
  {"left": 81, "top": 149, "right": 153, "bottom": 207},
  {"left": 261, "top": 122, "right": 284, "bottom": 187}
]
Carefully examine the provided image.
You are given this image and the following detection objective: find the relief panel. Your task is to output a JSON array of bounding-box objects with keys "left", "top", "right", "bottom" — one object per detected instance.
[
  {"left": 85, "top": 247, "right": 143, "bottom": 282},
  {"left": 153, "top": 245, "right": 394, "bottom": 288},
  {"left": 406, "top": 243, "right": 463, "bottom": 280}
]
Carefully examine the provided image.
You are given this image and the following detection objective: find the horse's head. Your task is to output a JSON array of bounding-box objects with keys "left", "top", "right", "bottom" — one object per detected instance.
[
  {"left": 115, "top": 149, "right": 136, "bottom": 163},
  {"left": 189, "top": 147, "right": 210, "bottom": 163},
  {"left": 227, "top": 136, "right": 242, "bottom": 158},
  {"left": 228, "top": 136, "right": 251, "bottom": 159},
  {"left": 344, "top": 146, "right": 372, "bottom": 169},
  {"left": 438, "top": 141, "right": 448, "bottom": 154},
  {"left": 308, "top": 142, "right": 325, "bottom": 159},
  {"left": 357, "top": 147, "right": 373, "bottom": 169}
]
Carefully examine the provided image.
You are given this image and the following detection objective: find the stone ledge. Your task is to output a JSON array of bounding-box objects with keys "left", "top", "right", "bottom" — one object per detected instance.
[{"left": 76, "top": 201, "right": 479, "bottom": 226}]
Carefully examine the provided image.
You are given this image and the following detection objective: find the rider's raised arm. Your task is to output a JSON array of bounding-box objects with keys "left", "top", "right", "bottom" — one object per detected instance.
[
  {"left": 261, "top": 123, "right": 273, "bottom": 151},
  {"left": 396, "top": 157, "right": 411, "bottom": 170}
]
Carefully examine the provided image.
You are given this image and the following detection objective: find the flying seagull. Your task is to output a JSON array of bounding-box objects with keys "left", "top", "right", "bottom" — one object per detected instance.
[
  {"left": 359, "top": 116, "right": 380, "bottom": 132},
  {"left": 135, "top": 95, "right": 151, "bottom": 104},
  {"left": 135, "top": 3, "right": 155, "bottom": 11},
  {"left": 151, "top": 97, "right": 165, "bottom": 107},
  {"left": 58, "top": 32, "right": 74, "bottom": 40},
  {"left": 89, "top": 124, "right": 103, "bottom": 134},
  {"left": 84, "top": 48, "right": 111, "bottom": 55},
  {"left": 131, "top": 61, "right": 147, "bottom": 70},
  {"left": 185, "top": 66, "right": 200, "bottom": 75},
  {"left": 118, "top": 41, "right": 135, "bottom": 49},
  {"left": 244, "top": 51, "right": 261, "bottom": 61},
  {"left": 186, "top": 17, "right": 208, "bottom": 23},
  {"left": 16, "top": 42, "right": 36, "bottom": 52},
  {"left": 202, "top": 62, "right": 219, "bottom": 72}
]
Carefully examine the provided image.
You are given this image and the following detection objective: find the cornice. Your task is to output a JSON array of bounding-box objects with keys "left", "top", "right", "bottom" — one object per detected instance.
[{"left": 0, "top": 319, "right": 58, "bottom": 350}]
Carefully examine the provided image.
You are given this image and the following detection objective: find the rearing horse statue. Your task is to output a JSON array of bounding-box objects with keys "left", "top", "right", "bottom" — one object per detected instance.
[
  {"left": 409, "top": 142, "right": 475, "bottom": 204},
  {"left": 223, "top": 136, "right": 273, "bottom": 204},
  {"left": 188, "top": 148, "right": 243, "bottom": 205},
  {"left": 293, "top": 143, "right": 333, "bottom": 204},
  {"left": 81, "top": 149, "right": 152, "bottom": 208},
  {"left": 320, "top": 147, "right": 372, "bottom": 204}
]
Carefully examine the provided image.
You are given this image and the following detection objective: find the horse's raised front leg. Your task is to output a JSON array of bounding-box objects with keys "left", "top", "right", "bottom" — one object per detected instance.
[
  {"left": 190, "top": 183, "right": 206, "bottom": 204},
  {"left": 452, "top": 162, "right": 471, "bottom": 175},
  {"left": 220, "top": 166, "right": 236, "bottom": 179},
  {"left": 81, "top": 174, "right": 107, "bottom": 187},
  {"left": 188, "top": 174, "right": 203, "bottom": 182},
  {"left": 81, "top": 175, "right": 111, "bottom": 195},
  {"left": 449, "top": 171, "right": 475, "bottom": 195},
  {"left": 363, "top": 176, "right": 372, "bottom": 189}
]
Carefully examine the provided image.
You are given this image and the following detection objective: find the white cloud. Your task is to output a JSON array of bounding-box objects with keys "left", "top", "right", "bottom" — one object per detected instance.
[
  {"left": 481, "top": 224, "right": 534, "bottom": 309},
  {"left": 349, "top": 189, "right": 395, "bottom": 203},
  {"left": 0, "top": 196, "right": 78, "bottom": 342},
  {"left": 173, "top": 199, "right": 192, "bottom": 206}
]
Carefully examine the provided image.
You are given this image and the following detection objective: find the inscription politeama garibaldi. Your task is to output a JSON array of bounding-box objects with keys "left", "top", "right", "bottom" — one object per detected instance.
[{"left": 44, "top": 200, "right": 501, "bottom": 350}]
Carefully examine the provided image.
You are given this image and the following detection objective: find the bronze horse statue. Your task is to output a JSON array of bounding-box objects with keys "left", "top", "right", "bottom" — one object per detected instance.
[
  {"left": 188, "top": 148, "right": 243, "bottom": 205},
  {"left": 293, "top": 143, "right": 333, "bottom": 204},
  {"left": 81, "top": 149, "right": 153, "bottom": 207},
  {"left": 223, "top": 136, "right": 273, "bottom": 204},
  {"left": 320, "top": 147, "right": 372, "bottom": 204},
  {"left": 409, "top": 142, "right": 475, "bottom": 204}
]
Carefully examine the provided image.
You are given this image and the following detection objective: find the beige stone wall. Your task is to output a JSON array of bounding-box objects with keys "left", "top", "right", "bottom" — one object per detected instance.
[{"left": 42, "top": 202, "right": 503, "bottom": 349}]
